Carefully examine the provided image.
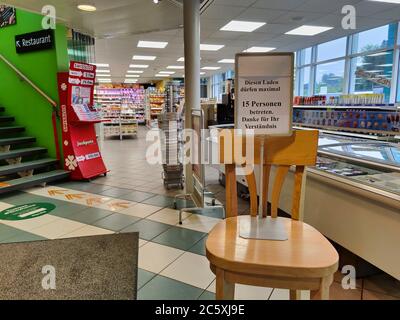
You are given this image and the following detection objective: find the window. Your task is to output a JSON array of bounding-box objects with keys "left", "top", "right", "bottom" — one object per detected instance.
[
  {"left": 351, "top": 24, "right": 396, "bottom": 54},
  {"left": 317, "top": 37, "right": 347, "bottom": 62},
  {"left": 299, "top": 47, "right": 312, "bottom": 66},
  {"left": 209, "top": 71, "right": 235, "bottom": 101},
  {"left": 315, "top": 60, "right": 345, "bottom": 95},
  {"left": 397, "top": 58, "right": 400, "bottom": 102},
  {"left": 299, "top": 67, "right": 311, "bottom": 96},
  {"left": 226, "top": 70, "right": 235, "bottom": 79},
  {"left": 350, "top": 50, "right": 393, "bottom": 102},
  {"left": 200, "top": 78, "right": 208, "bottom": 99}
]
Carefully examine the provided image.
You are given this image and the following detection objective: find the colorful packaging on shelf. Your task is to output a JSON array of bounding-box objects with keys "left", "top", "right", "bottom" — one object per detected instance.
[{"left": 293, "top": 109, "right": 400, "bottom": 132}]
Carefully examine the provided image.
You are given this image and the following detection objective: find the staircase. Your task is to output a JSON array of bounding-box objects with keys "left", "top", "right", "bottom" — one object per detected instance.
[{"left": 0, "top": 105, "right": 69, "bottom": 194}]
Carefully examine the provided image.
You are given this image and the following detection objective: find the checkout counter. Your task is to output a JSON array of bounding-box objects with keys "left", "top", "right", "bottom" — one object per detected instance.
[{"left": 208, "top": 124, "right": 400, "bottom": 280}]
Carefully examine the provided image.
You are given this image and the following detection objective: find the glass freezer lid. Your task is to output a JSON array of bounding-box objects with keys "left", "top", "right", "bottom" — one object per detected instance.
[
  {"left": 319, "top": 142, "right": 400, "bottom": 167},
  {"left": 317, "top": 133, "right": 368, "bottom": 146}
]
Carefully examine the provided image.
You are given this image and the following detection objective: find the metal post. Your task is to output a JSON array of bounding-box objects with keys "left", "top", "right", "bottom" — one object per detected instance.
[
  {"left": 258, "top": 139, "right": 265, "bottom": 218},
  {"left": 183, "top": 0, "right": 201, "bottom": 194}
]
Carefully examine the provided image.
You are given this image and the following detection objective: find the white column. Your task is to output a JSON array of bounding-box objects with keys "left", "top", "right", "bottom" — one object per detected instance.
[{"left": 183, "top": 0, "right": 201, "bottom": 193}]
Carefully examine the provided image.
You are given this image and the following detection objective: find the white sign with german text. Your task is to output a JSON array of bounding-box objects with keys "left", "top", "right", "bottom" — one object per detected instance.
[{"left": 236, "top": 53, "right": 294, "bottom": 136}]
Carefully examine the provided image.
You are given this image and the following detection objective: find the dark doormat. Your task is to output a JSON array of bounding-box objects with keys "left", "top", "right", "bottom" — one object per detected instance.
[{"left": 0, "top": 233, "right": 139, "bottom": 300}]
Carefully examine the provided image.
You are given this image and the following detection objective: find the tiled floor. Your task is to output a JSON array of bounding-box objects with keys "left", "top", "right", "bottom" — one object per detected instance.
[{"left": 0, "top": 127, "right": 399, "bottom": 300}]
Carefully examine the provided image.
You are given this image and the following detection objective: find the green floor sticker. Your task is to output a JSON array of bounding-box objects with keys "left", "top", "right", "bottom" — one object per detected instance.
[{"left": 0, "top": 203, "right": 56, "bottom": 221}]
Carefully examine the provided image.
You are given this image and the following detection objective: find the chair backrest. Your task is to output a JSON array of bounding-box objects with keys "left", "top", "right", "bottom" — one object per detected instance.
[{"left": 218, "top": 130, "right": 319, "bottom": 220}]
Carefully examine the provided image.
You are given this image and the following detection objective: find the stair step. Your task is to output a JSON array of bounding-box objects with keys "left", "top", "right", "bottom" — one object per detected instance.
[
  {"left": 0, "top": 158, "right": 57, "bottom": 176},
  {"left": 0, "top": 116, "right": 15, "bottom": 123},
  {"left": 0, "top": 147, "right": 47, "bottom": 161},
  {"left": 0, "top": 137, "right": 36, "bottom": 146},
  {"left": 0, "top": 170, "right": 69, "bottom": 194},
  {"left": 0, "top": 126, "right": 25, "bottom": 134}
]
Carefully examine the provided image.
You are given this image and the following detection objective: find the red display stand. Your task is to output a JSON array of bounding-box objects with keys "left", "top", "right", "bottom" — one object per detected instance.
[{"left": 57, "top": 61, "right": 107, "bottom": 180}]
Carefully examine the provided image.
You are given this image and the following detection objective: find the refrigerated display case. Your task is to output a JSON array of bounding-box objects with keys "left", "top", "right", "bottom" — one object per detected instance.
[
  {"left": 312, "top": 133, "right": 400, "bottom": 198},
  {"left": 300, "top": 133, "right": 400, "bottom": 280}
]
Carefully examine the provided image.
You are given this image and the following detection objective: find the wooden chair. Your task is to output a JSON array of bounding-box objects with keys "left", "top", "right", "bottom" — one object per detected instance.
[{"left": 206, "top": 130, "right": 339, "bottom": 300}]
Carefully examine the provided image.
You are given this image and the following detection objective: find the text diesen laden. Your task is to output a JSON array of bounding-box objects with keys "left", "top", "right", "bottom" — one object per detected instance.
[{"left": 241, "top": 79, "right": 281, "bottom": 129}]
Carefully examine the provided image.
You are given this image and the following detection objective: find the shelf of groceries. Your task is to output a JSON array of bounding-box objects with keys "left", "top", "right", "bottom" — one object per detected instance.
[
  {"left": 294, "top": 93, "right": 399, "bottom": 110},
  {"left": 293, "top": 94, "right": 400, "bottom": 135},
  {"left": 95, "top": 86, "right": 143, "bottom": 139},
  {"left": 146, "top": 88, "right": 166, "bottom": 128},
  {"left": 95, "top": 84, "right": 184, "bottom": 131}
]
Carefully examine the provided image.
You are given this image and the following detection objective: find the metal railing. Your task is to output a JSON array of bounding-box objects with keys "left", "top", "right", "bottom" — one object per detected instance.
[{"left": 0, "top": 54, "right": 57, "bottom": 108}]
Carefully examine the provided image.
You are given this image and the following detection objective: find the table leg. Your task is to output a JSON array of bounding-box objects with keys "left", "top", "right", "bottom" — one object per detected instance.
[
  {"left": 311, "top": 276, "right": 331, "bottom": 300},
  {"left": 290, "top": 290, "right": 301, "bottom": 300},
  {"left": 215, "top": 268, "right": 235, "bottom": 300}
]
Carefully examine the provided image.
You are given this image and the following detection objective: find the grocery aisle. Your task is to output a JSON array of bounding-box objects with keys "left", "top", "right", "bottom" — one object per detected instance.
[{"left": 0, "top": 126, "right": 398, "bottom": 300}]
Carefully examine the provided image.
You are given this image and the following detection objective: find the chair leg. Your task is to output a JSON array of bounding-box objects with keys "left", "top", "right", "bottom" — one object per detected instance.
[
  {"left": 215, "top": 268, "right": 235, "bottom": 300},
  {"left": 311, "top": 276, "right": 331, "bottom": 300},
  {"left": 290, "top": 290, "right": 301, "bottom": 300}
]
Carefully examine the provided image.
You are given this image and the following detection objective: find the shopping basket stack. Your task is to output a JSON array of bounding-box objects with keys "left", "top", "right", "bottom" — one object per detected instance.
[{"left": 158, "top": 111, "right": 184, "bottom": 189}]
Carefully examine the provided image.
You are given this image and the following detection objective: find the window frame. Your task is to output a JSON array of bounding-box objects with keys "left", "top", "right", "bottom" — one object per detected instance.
[{"left": 294, "top": 22, "right": 400, "bottom": 104}]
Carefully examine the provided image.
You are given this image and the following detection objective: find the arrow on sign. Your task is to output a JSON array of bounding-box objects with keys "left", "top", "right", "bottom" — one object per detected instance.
[
  {"left": 68, "top": 78, "right": 81, "bottom": 85},
  {"left": 65, "top": 194, "right": 86, "bottom": 201},
  {"left": 70, "top": 70, "right": 83, "bottom": 77},
  {"left": 48, "top": 189, "right": 68, "bottom": 196},
  {"left": 16, "top": 40, "right": 21, "bottom": 47}
]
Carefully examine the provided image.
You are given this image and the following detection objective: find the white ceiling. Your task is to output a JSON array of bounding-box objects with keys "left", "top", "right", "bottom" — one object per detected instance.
[{"left": 4, "top": 0, "right": 400, "bottom": 83}]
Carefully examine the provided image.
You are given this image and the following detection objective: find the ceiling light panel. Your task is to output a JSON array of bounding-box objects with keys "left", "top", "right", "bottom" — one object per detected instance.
[
  {"left": 77, "top": 5, "right": 97, "bottom": 12},
  {"left": 202, "top": 66, "right": 221, "bottom": 70},
  {"left": 159, "top": 71, "right": 175, "bottom": 74},
  {"left": 243, "top": 46, "right": 276, "bottom": 53},
  {"left": 127, "top": 70, "right": 144, "bottom": 74},
  {"left": 167, "top": 66, "right": 184, "bottom": 70},
  {"left": 220, "top": 20, "right": 266, "bottom": 32},
  {"left": 200, "top": 44, "right": 225, "bottom": 51},
  {"left": 367, "top": 0, "right": 400, "bottom": 3},
  {"left": 218, "top": 59, "right": 235, "bottom": 63},
  {"left": 285, "top": 25, "right": 333, "bottom": 36},
  {"left": 132, "top": 55, "right": 157, "bottom": 61},
  {"left": 96, "top": 69, "right": 111, "bottom": 73},
  {"left": 137, "top": 40, "right": 168, "bottom": 48},
  {"left": 129, "top": 64, "right": 149, "bottom": 68}
]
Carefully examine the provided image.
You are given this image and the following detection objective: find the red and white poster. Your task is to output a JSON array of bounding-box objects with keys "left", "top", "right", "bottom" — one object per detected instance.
[{"left": 57, "top": 61, "right": 107, "bottom": 180}]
